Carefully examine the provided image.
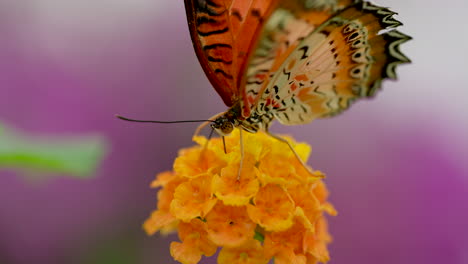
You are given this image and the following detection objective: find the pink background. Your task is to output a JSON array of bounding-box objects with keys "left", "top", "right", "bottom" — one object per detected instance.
[{"left": 1, "top": 0, "right": 467, "bottom": 263}]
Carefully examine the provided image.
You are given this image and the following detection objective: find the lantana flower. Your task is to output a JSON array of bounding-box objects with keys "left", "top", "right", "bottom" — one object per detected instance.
[{"left": 144, "top": 130, "right": 337, "bottom": 264}]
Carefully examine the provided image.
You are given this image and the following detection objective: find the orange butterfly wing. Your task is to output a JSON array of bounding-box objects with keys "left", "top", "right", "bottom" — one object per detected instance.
[
  {"left": 251, "top": 1, "right": 411, "bottom": 125},
  {"left": 184, "top": 0, "right": 278, "bottom": 106},
  {"left": 239, "top": 0, "right": 356, "bottom": 117}
]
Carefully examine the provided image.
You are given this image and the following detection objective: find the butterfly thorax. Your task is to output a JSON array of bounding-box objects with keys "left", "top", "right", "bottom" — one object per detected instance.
[{"left": 211, "top": 103, "right": 274, "bottom": 136}]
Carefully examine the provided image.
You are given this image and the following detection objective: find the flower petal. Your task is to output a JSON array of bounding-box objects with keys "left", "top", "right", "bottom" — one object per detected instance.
[
  {"left": 247, "top": 184, "right": 295, "bottom": 231},
  {"left": 218, "top": 239, "right": 269, "bottom": 264},
  {"left": 170, "top": 220, "right": 218, "bottom": 264},
  {"left": 289, "top": 185, "right": 322, "bottom": 228},
  {"left": 174, "top": 147, "right": 225, "bottom": 178},
  {"left": 212, "top": 164, "right": 260, "bottom": 206},
  {"left": 150, "top": 171, "right": 176, "bottom": 188},
  {"left": 170, "top": 174, "right": 217, "bottom": 221},
  {"left": 303, "top": 217, "right": 332, "bottom": 262},
  {"left": 170, "top": 241, "right": 202, "bottom": 264},
  {"left": 143, "top": 210, "right": 177, "bottom": 236},
  {"left": 205, "top": 202, "right": 256, "bottom": 247}
]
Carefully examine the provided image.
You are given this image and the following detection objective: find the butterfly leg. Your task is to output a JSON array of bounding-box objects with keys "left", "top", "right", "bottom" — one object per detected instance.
[
  {"left": 197, "top": 128, "right": 215, "bottom": 165},
  {"left": 194, "top": 112, "right": 224, "bottom": 163},
  {"left": 237, "top": 128, "right": 244, "bottom": 181},
  {"left": 194, "top": 121, "right": 210, "bottom": 138},
  {"left": 203, "top": 128, "right": 215, "bottom": 149},
  {"left": 265, "top": 129, "right": 324, "bottom": 179}
]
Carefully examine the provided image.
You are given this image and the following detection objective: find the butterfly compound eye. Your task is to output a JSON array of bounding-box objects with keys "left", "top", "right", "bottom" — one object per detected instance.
[
  {"left": 220, "top": 121, "right": 234, "bottom": 135},
  {"left": 211, "top": 117, "right": 234, "bottom": 136}
]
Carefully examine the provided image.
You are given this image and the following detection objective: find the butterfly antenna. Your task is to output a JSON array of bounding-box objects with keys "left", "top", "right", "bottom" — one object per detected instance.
[{"left": 116, "top": 115, "right": 214, "bottom": 124}]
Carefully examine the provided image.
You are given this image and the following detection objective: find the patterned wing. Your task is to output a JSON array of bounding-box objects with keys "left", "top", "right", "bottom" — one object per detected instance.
[
  {"left": 253, "top": 1, "right": 411, "bottom": 125},
  {"left": 184, "top": 0, "right": 278, "bottom": 106},
  {"left": 239, "top": 0, "right": 356, "bottom": 117}
]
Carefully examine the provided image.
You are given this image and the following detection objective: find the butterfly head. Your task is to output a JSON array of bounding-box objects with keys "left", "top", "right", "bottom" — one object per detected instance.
[{"left": 211, "top": 116, "right": 235, "bottom": 136}]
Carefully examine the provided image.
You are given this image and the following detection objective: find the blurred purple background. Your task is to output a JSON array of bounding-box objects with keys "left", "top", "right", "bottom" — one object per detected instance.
[{"left": 1, "top": 0, "right": 467, "bottom": 264}]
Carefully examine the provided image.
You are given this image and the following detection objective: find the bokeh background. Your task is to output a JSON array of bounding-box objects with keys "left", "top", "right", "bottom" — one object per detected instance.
[{"left": 1, "top": 0, "right": 467, "bottom": 263}]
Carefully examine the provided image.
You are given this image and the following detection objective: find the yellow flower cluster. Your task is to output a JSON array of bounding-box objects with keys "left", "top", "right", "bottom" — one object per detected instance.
[{"left": 144, "top": 130, "right": 337, "bottom": 264}]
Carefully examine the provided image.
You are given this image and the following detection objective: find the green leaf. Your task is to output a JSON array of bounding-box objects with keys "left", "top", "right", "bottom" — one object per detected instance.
[
  {"left": 254, "top": 230, "right": 265, "bottom": 243},
  {"left": 0, "top": 122, "right": 108, "bottom": 180}
]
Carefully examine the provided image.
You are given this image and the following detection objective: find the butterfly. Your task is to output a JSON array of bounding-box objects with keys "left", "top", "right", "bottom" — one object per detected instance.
[
  {"left": 116, "top": 0, "right": 410, "bottom": 179},
  {"left": 185, "top": 0, "right": 411, "bottom": 140}
]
